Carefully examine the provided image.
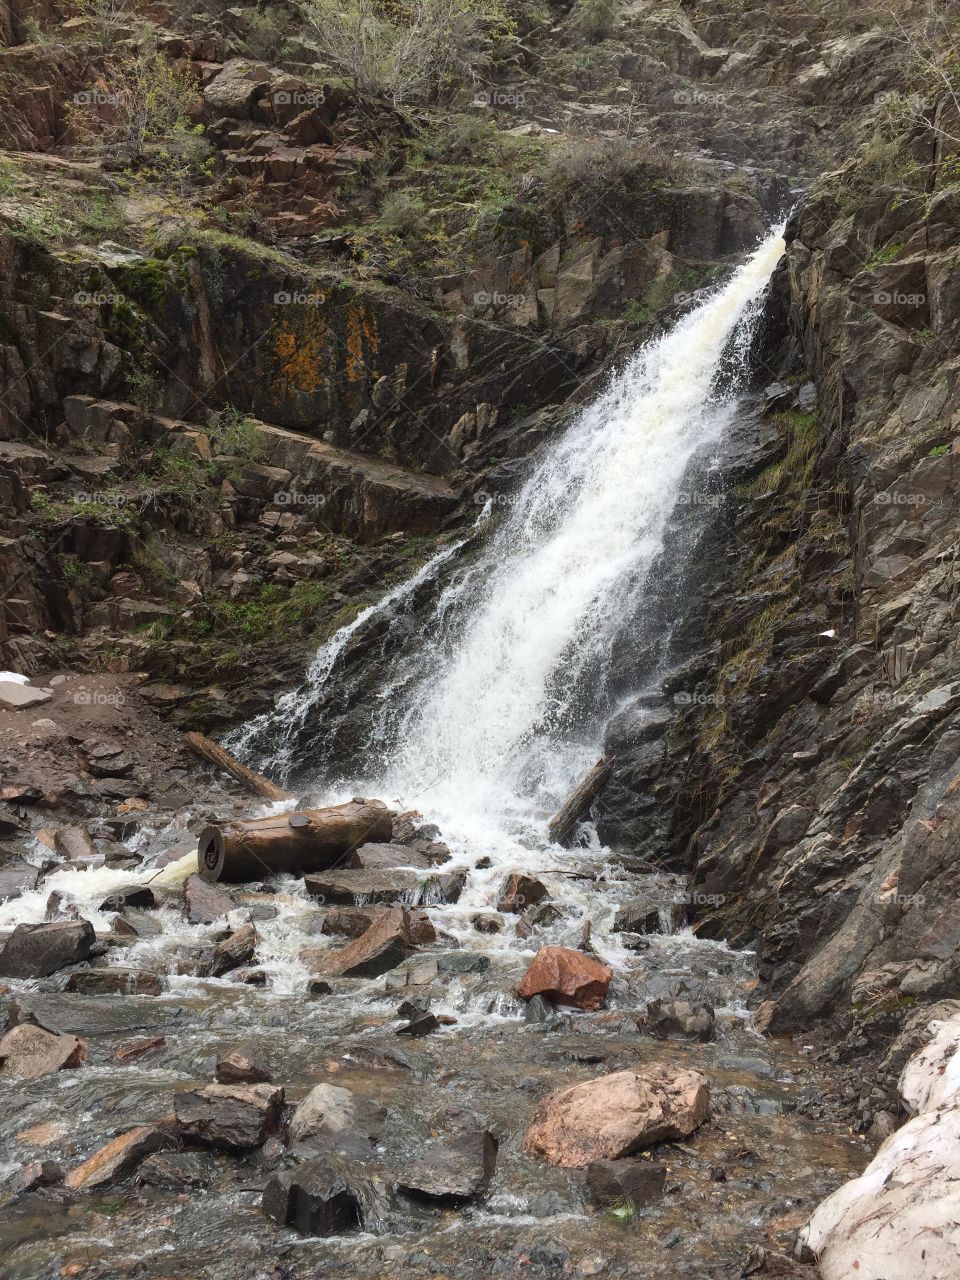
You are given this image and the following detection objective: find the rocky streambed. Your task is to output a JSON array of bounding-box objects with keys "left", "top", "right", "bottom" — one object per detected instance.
[{"left": 0, "top": 736, "right": 869, "bottom": 1280}]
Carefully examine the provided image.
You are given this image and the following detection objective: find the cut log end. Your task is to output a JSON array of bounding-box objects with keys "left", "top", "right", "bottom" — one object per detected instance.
[{"left": 198, "top": 824, "right": 225, "bottom": 882}]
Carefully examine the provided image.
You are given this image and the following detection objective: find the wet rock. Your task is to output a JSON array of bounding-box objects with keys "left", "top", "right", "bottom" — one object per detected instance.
[
  {"left": 0, "top": 920, "right": 95, "bottom": 978},
  {"left": 10, "top": 992, "right": 183, "bottom": 1037},
  {"left": 438, "top": 952, "right": 490, "bottom": 975},
  {"left": 320, "top": 907, "right": 374, "bottom": 938},
  {"left": 516, "top": 946, "right": 612, "bottom": 1011},
  {"left": 397, "top": 1130, "right": 498, "bottom": 1202},
  {"left": 65, "top": 968, "right": 165, "bottom": 996},
  {"left": 216, "top": 1049, "right": 271, "bottom": 1085},
  {"left": 65, "top": 1125, "right": 169, "bottom": 1190},
  {"left": 184, "top": 874, "right": 235, "bottom": 924},
  {"left": 525, "top": 994, "right": 563, "bottom": 1026},
  {"left": 200, "top": 923, "right": 258, "bottom": 977},
  {"left": 523, "top": 1066, "right": 710, "bottom": 1167},
  {"left": 0, "top": 861, "right": 41, "bottom": 902},
  {"left": 113, "top": 909, "right": 162, "bottom": 939},
  {"left": 516, "top": 901, "right": 563, "bottom": 938},
  {"left": 288, "top": 1083, "right": 387, "bottom": 1159},
  {"left": 304, "top": 868, "right": 464, "bottom": 906},
  {"left": 641, "top": 998, "right": 715, "bottom": 1042},
  {"left": 306, "top": 907, "right": 413, "bottom": 979},
  {"left": 586, "top": 1158, "right": 667, "bottom": 1208},
  {"left": 614, "top": 899, "right": 662, "bottom": 934},
  {"left": 174, "top": 1082, "right": 283, "bottom": 1151},
  {"left": 0, "top": 1024, "right": 85, "bottom": 1079},
  {"left": 307, "top": 979, "right": 333, "bottom": 996},
  {"left": 396, "top": 994, "right": 430, "bottom": 1019},
  {"left": 113, "top": 1036, "right": 166, "bottom": 1064},
  {"left": 497, "top": 873, "right": 549, "bottom": 913},
  {"left": 99, "top": 885, "right": 156, "bottom": 911},
  {"left": 13, "top": 1159, "right": 63, "bottom": 1194},
  {"left": 346, "top": 841, "right": 443, "bottom": 871},
  {"left": 137, "top": 1150, "right": 215, "bottom": 1190},
  {"left": 472, "top": 912, "right": 503, "bottom": 933},
  {"left": 53, "top": 825, "right": 95, "bottom": 860},
  {"left": 397, "top": 1013, "right": 440, "bottom": 1037},
  {"left": 262, "top": 1158, "right": 370, "bottom": 1235}
]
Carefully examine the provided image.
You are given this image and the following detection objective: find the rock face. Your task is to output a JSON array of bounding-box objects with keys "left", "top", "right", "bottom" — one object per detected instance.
[
  {"left": 174, "top": 1082, "right": 283, "bottom": 1150},
  {"left": 397, "top": 1130, "right": 498, "bottom": 1202},
  {"left": 0, "top": 1024, "right": 85, "bottom": 1079},
  {"left": 65, "top": 1126, "right": 169, "bottom": 1191},
  {"left": 0, "top": 920, "right": 95, "bottom": 977},
  {"left": 522, "top": 1067, "right": 710, "bottom": 1168},
  {"left": 516, "top": 946, "right": 612, "bottom": 1011}
]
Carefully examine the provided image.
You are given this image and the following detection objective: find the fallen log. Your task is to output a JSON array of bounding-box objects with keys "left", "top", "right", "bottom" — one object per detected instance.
[
  {"left": 184, "top": 732, "right": 294, "bottom": 803},
  {"left": 547, "top": 757, "right": 613, "bottom": 847},
  {"left": 198, "top": 799, "right": 394, "bottom": 883}
]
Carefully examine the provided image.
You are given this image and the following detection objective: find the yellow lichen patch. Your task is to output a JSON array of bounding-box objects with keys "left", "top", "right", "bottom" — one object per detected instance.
[
  {"left": 271, "top": 309, "right": 330, "bottom": 395},
  {"left": 344, "top": 302, "right": 379, "bottom": 384}
]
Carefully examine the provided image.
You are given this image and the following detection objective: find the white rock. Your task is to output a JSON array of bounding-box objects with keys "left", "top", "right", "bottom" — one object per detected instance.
[
  {"left": 0, "top": 681, "right": 53, "bottom": 709},
  {"left": 899, "top": 1015, "right": 960, "bottom": 1117},
  {"left": 798, "top": 1106, "right": 960, "bottom": 1279}
]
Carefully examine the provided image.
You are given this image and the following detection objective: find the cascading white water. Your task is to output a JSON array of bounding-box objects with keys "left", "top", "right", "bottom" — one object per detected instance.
[{"left": 341, "top": 227, "right": 787, "bottom": 863}]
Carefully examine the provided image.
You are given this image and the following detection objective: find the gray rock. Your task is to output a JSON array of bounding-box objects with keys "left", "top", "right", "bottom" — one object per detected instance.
[
  {"left": 0, "top": 920, "right": 94, "bottom": 977},
  {"left": 586, "top": 1158, "right": 667, "bottom": 1207},
  {"left": 0, "top": 861, "right": 41, "bottom": 902},
  {"left": 64, "top": 968, "right": 165, "bottom": 996},
  {"left": 642, "top": 998, "right": 715, "bottom": 1042},
  {"left": 0, "top": 682, "right": 52, "bottom": 709},
  {"left": 174, "top": 1082, "right": 283, "bottom": 1151},
  {"left": 262, "top": 1159, "right": 370, "bottom": 1235},
  {"left": 397, "top": 1130, "right": 498, "bottom": 1202}
]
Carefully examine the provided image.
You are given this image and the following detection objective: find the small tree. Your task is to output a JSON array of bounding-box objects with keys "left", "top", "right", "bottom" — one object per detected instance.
[{"left": 299, "top": 0, "right": 513, "bottom": 105}]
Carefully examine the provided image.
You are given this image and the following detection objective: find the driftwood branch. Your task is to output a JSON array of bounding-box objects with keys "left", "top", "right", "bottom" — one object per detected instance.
[
  {"left": 184, "top": 732, "right": 294, "bottom": 803},
  {"left": 547, "top": 757, "right": 613, "bottom": 846}
]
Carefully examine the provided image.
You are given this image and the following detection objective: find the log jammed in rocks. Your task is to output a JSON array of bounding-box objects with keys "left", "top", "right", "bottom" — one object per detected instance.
[
  {"left": 547, "top": 757, "right": 613, "bottom": 846},
  {"left": 197, "top": 798, "right": 393, "bottom": 883},
  {"left": 184, "top": 732, "right": 295, "bottom": 802}
]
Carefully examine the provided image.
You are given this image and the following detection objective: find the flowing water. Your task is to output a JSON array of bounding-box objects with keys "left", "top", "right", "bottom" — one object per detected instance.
[{"left": 0, "top": 228, "right": 871, "bottom": 1279}]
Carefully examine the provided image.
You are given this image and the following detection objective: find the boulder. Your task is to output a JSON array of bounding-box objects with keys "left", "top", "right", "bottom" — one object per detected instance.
[
  {"left": 397, "top": 1013, "right": 440, "bottom": 1037},
  {"left": 288, "top": 1082, "right": 386, "bottom": 1157},
  {"left": 215, "top": 1049, "right": 271, "bottom": 1085},
  {"left": 397, "top": 1130, "right": 498, "bottom": 1202},
  {"left": 0, "top": 920, "right": 95, "bottom": 977},
  {"left": 345, "top": 841, "right": 442, "bottom": 871},
  {"left": 65, "top": 968, "right": 164, "bottom": 996},
  {"left": 13, "top": 1160, "right": 63, "bottom": 1194},
  {"left": 174, "top": 1082, "right": 283, "bottom": 1150},
  {"left": 516, "top": 946, "right": 612, "bottom": 1011},
  {"left": 304, "top": 868, "right": 464, "bottom": 906},
  {"left": 0, "top": 1024, "right": 85, "bottom": 1079},
  {"left": 200, "top": 923, "right": 258, "bottom": 977},
  {"left": 65, "top": 1126, "right": 169, "bottom": 1190},
  {"left": 304, "top": 908, "right": 413, "bottom": 979},
  {"left": 642, "top": 999, "right": 715, "bottom": 1042},
  {"left": 138, "top": 1150, "right": 214, "bottom": 1190},
  {"left": 185, "top": 875, "right": 235, "bottom": 923},
  {"left": 0, "top": 860, "right": 41, "bottom": 902},
  {"left": 497, "top": 873, "right": 549, "bottom": 913},
  {"left": 262, "top": 1159, "right": 371, "bottom": 1235},
  {"left": 614, "top": 899, "right": 662, "bottom": 934},
  {"left": 53, "top": 825, "right": 95, "bottom": 859},
  {"left": 203, "top": 58, "right": 272, "bottom": 119},
  {"left": 0, "top": 681, "right": 52, "bottom": 709},
  {"left": 522, "top": 1066, "right": 710, "bottom": 1167},
  {"left": 586, "top": 1158, "right": 667, "bottom": 1208}
]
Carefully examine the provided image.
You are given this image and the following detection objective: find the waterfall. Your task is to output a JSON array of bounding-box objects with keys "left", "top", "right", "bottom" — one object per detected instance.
[{"left": 245, "top": 228, "right": 786, "bottom": 862}]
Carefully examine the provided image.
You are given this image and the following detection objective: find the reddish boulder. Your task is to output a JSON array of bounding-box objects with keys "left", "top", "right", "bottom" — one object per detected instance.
[
  {"left": 0, "top": 1024, "right": 85, "bottom": 1079},
  {"left": 515, "top": 946, "right": 612, "bottom": 1011},
  {"left": 65, "top": 1125, "right": 169, "bottom": 1190},
  {"left": 304, "top": 908, "right": 414, "bottom": 979},
  {"left": 497, "top": 873, "right": 549, "bottom": 914},
  {"left": 522, "top": 1065, "right": 710, "bottom": 1168}
]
